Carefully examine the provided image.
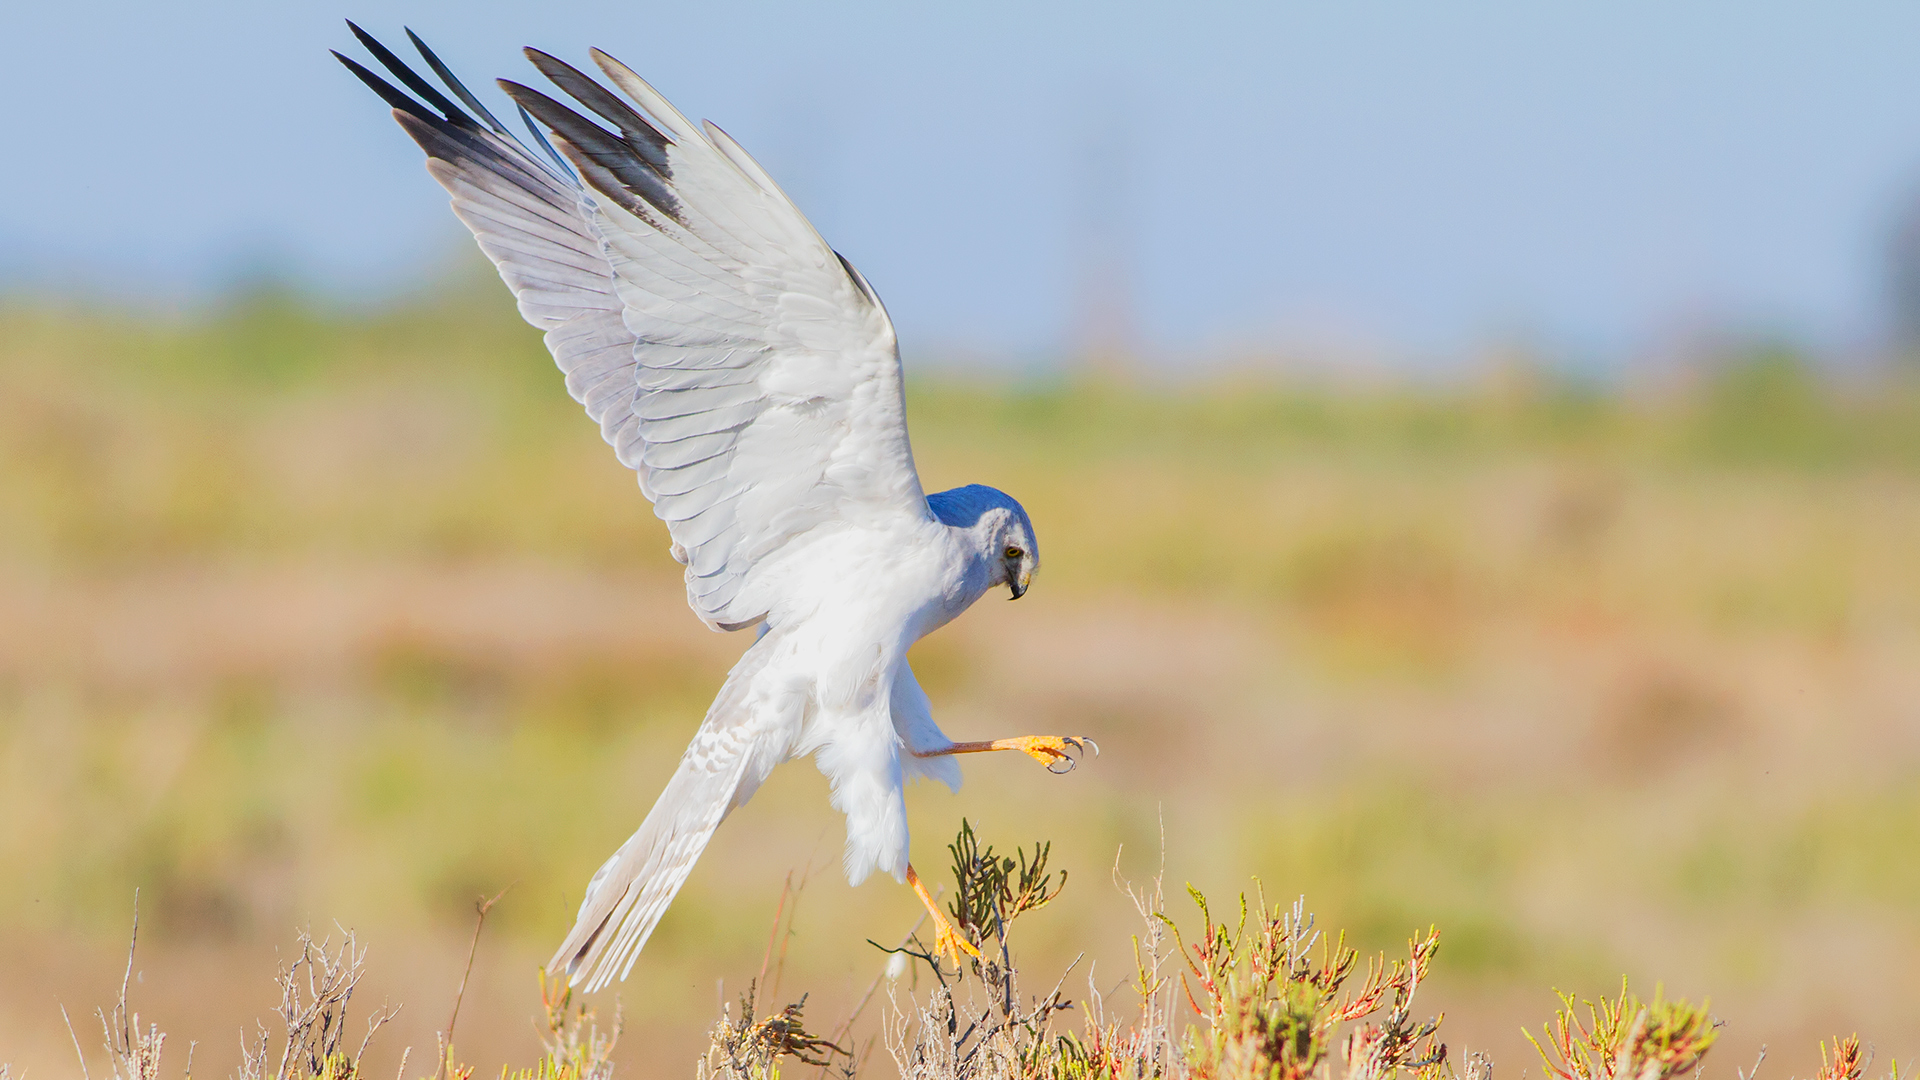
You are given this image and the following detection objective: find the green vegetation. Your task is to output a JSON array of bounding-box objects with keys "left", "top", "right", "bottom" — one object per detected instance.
[
  {"left": 57, "top": 823, "right": 1878, "bottom": 1080},
  {"left": 5, "top": 283, "right": 1920, "bottom": 1075}
]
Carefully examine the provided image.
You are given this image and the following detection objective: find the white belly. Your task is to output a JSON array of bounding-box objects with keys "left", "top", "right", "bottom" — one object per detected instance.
[{"left": 732, "top": 514, "right": 974, "bottom": 885}]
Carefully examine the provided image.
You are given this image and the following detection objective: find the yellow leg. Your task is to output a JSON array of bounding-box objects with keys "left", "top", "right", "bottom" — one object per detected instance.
[
  {"left": 915, "top": 735, "right": 1099, "bottom": 773},
  {"left": 906, "top": 864, "right": 979, "bottom": 961}
]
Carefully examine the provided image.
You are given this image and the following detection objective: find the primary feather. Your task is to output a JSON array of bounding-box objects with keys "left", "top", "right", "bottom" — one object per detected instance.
[{"left": 338, "top": 27, "right": 1040, "bottom": 993}]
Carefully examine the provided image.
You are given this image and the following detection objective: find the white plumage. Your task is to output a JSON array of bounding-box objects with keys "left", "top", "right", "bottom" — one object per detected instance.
[{"left": 338, "top": 25, "right": 1088, "bottom": 992}]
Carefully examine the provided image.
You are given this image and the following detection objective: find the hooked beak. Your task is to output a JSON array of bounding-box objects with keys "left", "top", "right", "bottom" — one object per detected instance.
[{"left": 1007, "top": 567, "right": 1030, "bottom": 600}]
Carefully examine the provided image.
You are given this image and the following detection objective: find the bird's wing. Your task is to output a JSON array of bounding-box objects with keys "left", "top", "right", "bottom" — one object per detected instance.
[{"left": 337, "top": 27, "right": 930, "bottom": 631}]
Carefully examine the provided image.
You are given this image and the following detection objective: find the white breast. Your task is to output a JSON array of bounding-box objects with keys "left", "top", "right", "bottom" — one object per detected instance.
[{"left": 731, "top": 512, "right": 977, "bottom": 884}]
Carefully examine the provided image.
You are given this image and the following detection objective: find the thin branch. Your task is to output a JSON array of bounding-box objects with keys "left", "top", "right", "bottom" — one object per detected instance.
[
  {"left": 439, "top": 882, "right": 513, "bottom": 1077},
  {"left": 60, "top": 1006, "right": 90, "bottom": 1080}
]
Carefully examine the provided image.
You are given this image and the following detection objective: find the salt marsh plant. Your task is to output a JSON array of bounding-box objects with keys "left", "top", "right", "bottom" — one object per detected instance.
[{"left": 62, "top": 822, "right": 1894, "bottom": 1080}]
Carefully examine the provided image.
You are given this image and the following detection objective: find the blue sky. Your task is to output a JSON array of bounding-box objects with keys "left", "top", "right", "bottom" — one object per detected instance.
[{"left": 7, "top": 1, "right": 1920, "bottom": 365}]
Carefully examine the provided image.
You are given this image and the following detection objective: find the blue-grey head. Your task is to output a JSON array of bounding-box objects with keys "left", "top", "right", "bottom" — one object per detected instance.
[{"left": 927, "top": 484, "right": 1039, "bottom": 600}]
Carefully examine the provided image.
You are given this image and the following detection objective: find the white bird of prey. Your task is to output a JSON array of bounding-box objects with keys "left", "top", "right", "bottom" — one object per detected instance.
[{"left": 335, "top": 25, "right": 1096, "bottom": 992}]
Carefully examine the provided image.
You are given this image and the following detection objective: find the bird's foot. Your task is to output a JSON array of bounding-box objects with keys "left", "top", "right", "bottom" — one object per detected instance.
[
  {"left": 907, "top": 863, "right": 981, "bottom": 963},
  {"left": 994, "top": 735, "right": 1099, "bottom": 774},
  {"left": 929, "top": 910, "right": 981, "bottom": 963}
]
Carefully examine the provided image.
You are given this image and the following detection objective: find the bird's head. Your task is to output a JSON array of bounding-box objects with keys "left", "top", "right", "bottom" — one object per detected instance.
[{"left": 928, "top": 484, "right": 1039, "bottom": 600}]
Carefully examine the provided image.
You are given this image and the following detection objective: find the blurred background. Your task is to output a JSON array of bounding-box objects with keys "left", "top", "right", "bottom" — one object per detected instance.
[{"left": 7, "top": 0, "right": 1920, "bottom": 1075}]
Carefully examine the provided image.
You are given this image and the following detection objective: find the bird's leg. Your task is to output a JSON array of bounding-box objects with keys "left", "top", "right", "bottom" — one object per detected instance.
[
  {"left": 906, "top": 864, "right": 980, "bottom": 962},
  {"left": 913, "top": 736, "right": 1099, "bottom": 774}
]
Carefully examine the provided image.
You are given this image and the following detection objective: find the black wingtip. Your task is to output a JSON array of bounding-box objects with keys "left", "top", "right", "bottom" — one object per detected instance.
[
  {"left": 335, "top": 49, "right": 439, "bottom": 125},
  {"left": 520, "top": 46, "right": 671, "bottom": 167},
  {"left": 344, "top": 19, "right": 381, "bottom": 55},
  {"left": 345, "top": 21, "right": 471, "bottom": 127},
  {"left": 516, "top": 103, "right": 574, "bottom": 177},
  {"left": 339, "top": 22, "right": 580, "bottom": 189},
  {"left": 496, "top": 79, "right": 572, "bottom": 159},
  {"left": 405, "top": 26, "right": 515, "bottom": 139}
]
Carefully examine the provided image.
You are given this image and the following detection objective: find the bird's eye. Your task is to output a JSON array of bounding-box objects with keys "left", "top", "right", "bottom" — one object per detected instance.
[{"left": 1005, "top": 546, "right": 1024, "bottom": 560}]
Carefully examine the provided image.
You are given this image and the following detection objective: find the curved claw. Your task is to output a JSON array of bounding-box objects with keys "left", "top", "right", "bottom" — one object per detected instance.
[
  {"left": 1045, "top": 738, "right": 1085, "bottom": 774},
  {"left": 1004, "top": 735, "right": 1100, "bottom": 774}
]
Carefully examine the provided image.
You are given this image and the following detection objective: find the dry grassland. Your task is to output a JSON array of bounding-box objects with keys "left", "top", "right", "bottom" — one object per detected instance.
[{"left": 3, "top": 290, "right": 1920, "bottom": 1078}]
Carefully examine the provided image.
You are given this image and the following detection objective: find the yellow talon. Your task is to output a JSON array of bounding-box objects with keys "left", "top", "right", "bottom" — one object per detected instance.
[
  {"left": 907, "top": 864, "right": 981, "bottom": 963},
  {"left": 931, "top": 914, "right": 981, "bottom": 962},
  {"left": 995, "top": 735, "right": 1099, "bottom": 773}
]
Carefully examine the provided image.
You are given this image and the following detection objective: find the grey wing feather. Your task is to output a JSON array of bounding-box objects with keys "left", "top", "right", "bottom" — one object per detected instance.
[
  {"left": 342, "top": 31, "right": 929, "bottom": 633},
  {"left": 341, "top": 43, "right": 648, "bottom": 488}
]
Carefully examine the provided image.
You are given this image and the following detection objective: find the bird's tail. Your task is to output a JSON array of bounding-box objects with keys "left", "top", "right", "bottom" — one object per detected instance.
[{"left": 549, "top": 635, "right": 787, "bottom": 991}]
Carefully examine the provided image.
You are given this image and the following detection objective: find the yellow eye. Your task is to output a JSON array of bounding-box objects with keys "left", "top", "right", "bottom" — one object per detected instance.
[{"left": 1005, "top": 546, "right": 1024, "bottom": 560}]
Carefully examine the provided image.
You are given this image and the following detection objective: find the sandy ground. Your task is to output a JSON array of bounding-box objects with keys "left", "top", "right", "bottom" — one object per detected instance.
[{"left": 5, "top": 555, "right": 1919, "bottom": 1078}]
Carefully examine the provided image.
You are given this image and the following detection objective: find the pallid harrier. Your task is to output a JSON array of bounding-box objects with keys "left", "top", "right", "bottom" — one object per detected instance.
[{"left": 336, "top": 25, "right": 1094, "bottom": 992}]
